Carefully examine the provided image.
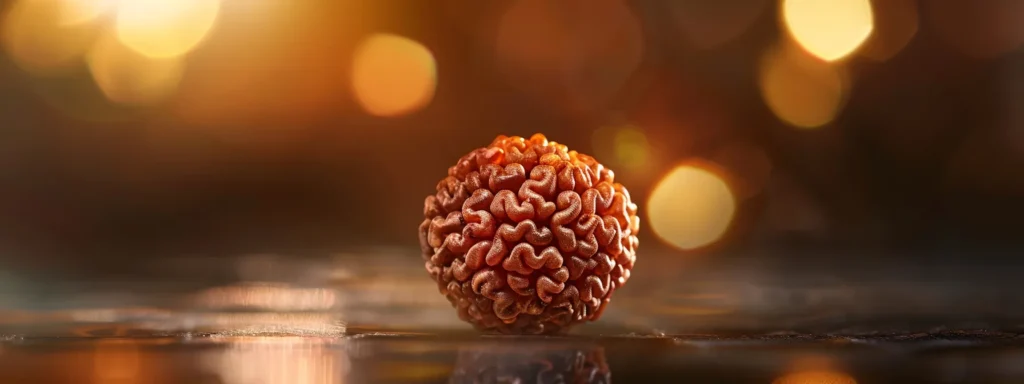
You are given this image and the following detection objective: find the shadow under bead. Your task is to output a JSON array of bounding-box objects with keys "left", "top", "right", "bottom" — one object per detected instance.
[
  {"left": 419, "top": 134, "right": 640, "bottom": 335},
  {"left": 450, "top": 342, "right": 611, "bottom": 384}
]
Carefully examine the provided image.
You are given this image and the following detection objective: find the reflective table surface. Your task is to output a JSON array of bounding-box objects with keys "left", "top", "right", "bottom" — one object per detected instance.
[
  {"left": 4, "top": 326, "right": 1024, "bottom": 383},
  {"left": 2, "top": 249, "right": 1024, "bottom": 383}
]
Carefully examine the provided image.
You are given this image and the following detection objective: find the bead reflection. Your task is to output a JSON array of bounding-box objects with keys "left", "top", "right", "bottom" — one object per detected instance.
[{"left": 450, "top": 343, "right": 610, "bottom": 383}]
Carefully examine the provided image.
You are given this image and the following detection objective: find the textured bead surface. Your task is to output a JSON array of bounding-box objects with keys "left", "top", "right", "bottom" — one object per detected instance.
[{"left": 419, "top": 134, "right": 639, "bottom": 334}]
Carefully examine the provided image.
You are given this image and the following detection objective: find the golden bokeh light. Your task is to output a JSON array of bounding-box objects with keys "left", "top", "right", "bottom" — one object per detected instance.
[
  {"left": 115, "top": 0, "right": 221, "bottom": 58},
  {"left": 57, "top": 0, "right": 116, "bottom": 26},
  {"left": 773, "top": 371, "right": 858, "bottom": 384},
  {"left": 351, "top": 33, "right": 438, "bottom": 117},
  {"left": 859, "top": 0, "right": 918, "bottom": 62},
  {"left": 592, "top": 124, "right": 652, "bottom": 173},
  {"left": 758, "top": 43, "right": 849, "bottom": 129},
  {"left": 615, "top": 128, "right": 651, "bottom": 170},
  {"left": 782, "top": 0, "right": 874, "bottom": 61},
  {"left": 193, "top": 283, "right": 338, "bottom": 312},
  {"left": 172, "top": 1, "right": 355, "bottom": 125},
  {"left": 207, "top": 337, "right": 347, "bottom": 384},
  {"left": 87, "top": 33, "right": 186, "bottom": 106},
  {"left": 2, "top": 0, "right": 100, "bottom": 75},
  {"left": 647, "top": 163, "right": 736, "bottom": 251}
]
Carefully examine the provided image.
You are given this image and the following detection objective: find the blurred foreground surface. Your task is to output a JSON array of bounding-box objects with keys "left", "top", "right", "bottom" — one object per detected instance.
[
  {"left": 3, "top": 325, "right": 1024, "bottom": 383},
  {"left": 2, "top": 248, "right": 1024, "bottom": 383}
]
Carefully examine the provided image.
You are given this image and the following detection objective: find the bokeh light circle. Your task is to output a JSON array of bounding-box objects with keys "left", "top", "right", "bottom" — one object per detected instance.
[
  {"left": 647, "top": 163, "right": 736, "bottom": 251},
  {"left": 782, "top": 0, "right": 874, "bottom": 61},
  {"left": 351, "top": 33, "right": 438, "bottom": 117},
  {"left": 87, "top": 33, "right": 186, "bottom": 106},
  {"left": 115, "top": 0, "right": 221, "bottom": 58},
  {"left": 2, "top": 0, "right": 99, "bottom": 75},
  {"left": 592, "top": 124, "right": 652, "bottom": 173},
  {"left": 58, "top": 0, "right": 117, "bottom": 26},
  {"left": 758, "top": 43, "right": 848, "bottom": 129}
]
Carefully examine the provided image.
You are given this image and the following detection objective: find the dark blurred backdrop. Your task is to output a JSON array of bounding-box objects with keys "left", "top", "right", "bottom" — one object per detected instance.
[{"left": 0, "top": 0, "right": 1022, "bottom": 280}]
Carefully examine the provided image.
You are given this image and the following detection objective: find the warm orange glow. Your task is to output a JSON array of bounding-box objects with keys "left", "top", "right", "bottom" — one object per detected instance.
[
  {"left": 194, "top": 283, "right": 338, "bottom": 312},
  {"left": 93, "top": 341, "right": 141, "bottom": 383},
  {"left": 859, "top": 0, "right": 918, "bottom": 62},
  {"left": 1, "top": 0, "right": 99, "bottom": 75},
  {"left": 647, "top": 163, "right": 736, "bottom": 251},
  {"left": 614, "top": 128, "right": 651, "bottom": 170},
  {"left": 376, "top": 362, "right": 454, "bottom": 381},
  {"left": 758, "top": 43, "right": 848, "bottom": 129},
  {"left": 207, "top": 337, "right": 346, "bottom": 384},
  {"left": 782, "top": 0, "right": 874, "bottom": 61},
  {"left": 773, "top": 371, "right": 858, "bottom": 384},
  {"left": 57, "top": 0, "right": 116, "bottom": 25},
  {"left": 115, "top": 0, "right": 221, "bottom": 58},
  {"left": 351, "top": 33, "right": 437, "bottom": 117},
  {"left": 159, "top": 313, "right": 344, "bottom": 337},
  {"left": 592, "top": 124, "right": 651, "bottom": 172},
  {"left": 172, "top": 2, "right": 354, "bottom": 125},
  {"left": 87, "top": 33, "right": 185, "bottom": 105}
]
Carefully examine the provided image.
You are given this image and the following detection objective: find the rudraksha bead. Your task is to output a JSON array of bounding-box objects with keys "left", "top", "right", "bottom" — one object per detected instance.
[{"left": 419, "top": 134, "right": 639, "bottom": 334}]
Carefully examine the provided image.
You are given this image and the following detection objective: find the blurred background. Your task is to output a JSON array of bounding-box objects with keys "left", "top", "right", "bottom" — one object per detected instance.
[
  {"left": 7, "top": 1, "right": 1024, "bottom": 382},
  {"left": 1, "top": 0, "right": 1024, "bottom": 330}
]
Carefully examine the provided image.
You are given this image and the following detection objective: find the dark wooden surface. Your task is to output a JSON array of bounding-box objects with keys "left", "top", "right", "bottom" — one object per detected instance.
[{"left": 2, "top": 248, "right": 1024, "bottom": 382}]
